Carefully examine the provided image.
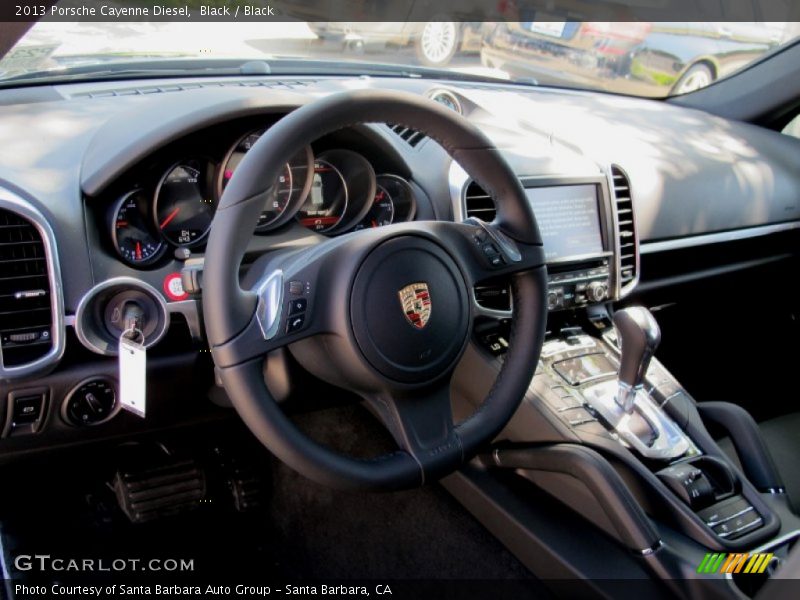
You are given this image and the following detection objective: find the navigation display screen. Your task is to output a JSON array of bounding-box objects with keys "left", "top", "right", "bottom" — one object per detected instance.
[{"left": 524, "top": 185, "right": 603, "bottom": 261}]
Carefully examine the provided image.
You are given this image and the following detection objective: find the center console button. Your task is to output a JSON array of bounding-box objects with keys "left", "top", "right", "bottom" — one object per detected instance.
[
  {"left": 561, "top": 407, "right": 595, "bottom": 426},
  {"left": 697, "top": 496, "right": 751, "bottom": 526},
  {"left": 713, "top": 509, "right": 763, "bottom": 539},
  {"left": 656, "top": 463, "right": 715, "bottom": 509}
]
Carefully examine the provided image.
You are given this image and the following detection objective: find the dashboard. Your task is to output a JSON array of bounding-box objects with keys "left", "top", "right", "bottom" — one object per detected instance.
[{"left": 0, "top": 73, "right": 798, "bottom": 455}]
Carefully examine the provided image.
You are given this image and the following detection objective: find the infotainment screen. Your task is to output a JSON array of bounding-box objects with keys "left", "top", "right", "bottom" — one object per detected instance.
[{"left": 524, "top": 185, "right": 604, "bottom": 261}]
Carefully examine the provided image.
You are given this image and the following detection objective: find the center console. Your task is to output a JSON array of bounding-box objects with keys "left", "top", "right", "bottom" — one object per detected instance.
[
  {"left": 517, "top": 310, "right": 775, "bottom": 544},
  {"left": 452, "top": 164, "right": 799, "bottom": 595},
  {"left": 455, "top": 305, "right": 799, "bottom": 596}
]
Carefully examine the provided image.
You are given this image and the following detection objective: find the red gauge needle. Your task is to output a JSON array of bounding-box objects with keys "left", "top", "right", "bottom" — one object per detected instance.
[
  {"left": 135, "top": 241, "right": 142, "bottom": 261},
  {"left": 298, "top": 216, "right": 340, "bottom": 226},
  {"left": 159, "top": 207, "right": 180, "bottom": 230}
]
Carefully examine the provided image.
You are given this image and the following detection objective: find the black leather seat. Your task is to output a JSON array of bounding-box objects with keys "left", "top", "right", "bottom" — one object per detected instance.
[{"left": 718, "top": 412, "right": 800, "bottom": 514}]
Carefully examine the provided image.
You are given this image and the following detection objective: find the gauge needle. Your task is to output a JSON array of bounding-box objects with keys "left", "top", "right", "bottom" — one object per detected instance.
[
  {"left": 135, "top": 241, "right": 142, "bottom": 261},
  {"left": 159, "top": 207, "right": 180, "bottom": 230},
  {"left": 299, "top": 216, "right": 340, "bottom": 226}
]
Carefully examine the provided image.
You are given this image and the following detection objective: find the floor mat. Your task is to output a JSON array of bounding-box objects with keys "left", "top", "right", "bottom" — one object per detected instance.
[{"left": 0, "top": 408, "right": 534, "bottom": 583}]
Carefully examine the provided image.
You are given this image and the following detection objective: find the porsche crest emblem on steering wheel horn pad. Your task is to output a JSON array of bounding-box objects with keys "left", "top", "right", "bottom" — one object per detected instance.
[{"left": 398, "top": 283, "right": 431, "bottom": 329}]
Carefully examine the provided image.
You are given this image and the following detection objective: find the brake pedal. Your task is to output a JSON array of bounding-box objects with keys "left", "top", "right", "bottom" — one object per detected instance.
[{"left": 113, "top": 458, "right": 206, "bottom": 523}]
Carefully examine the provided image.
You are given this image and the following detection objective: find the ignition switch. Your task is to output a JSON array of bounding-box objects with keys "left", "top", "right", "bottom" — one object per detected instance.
[{"left": 103, "top": 289, "right": 160, "bottom": 342}]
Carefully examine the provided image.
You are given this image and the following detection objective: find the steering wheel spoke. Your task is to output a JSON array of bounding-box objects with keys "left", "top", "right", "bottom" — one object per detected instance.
[
  {"left": 364, "top": 383, "right": 462, "bottom": 484},
  {"left": 211, "top": 252, "right": 330, "bottom": 368}
]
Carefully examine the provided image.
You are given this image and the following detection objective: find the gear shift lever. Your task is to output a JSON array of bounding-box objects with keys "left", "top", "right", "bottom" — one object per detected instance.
[
  {"left": 581, "top": 306, "right": 694, "bottom": 459},
  {"left": 613, "top": 306, "right": 661, "bottom": 413}
]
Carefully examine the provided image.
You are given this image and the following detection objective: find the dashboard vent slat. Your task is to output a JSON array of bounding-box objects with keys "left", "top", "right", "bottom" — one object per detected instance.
[
  {"left": 71, "top": 79, "right": 316, "bottom": 99},
  {"left": 464, "top": 181, "right": 496, "bottom": 222},
  {"left": 0, "top": 208, "right": 54, "bottom": 367},
  {"left": 388, "top": 124, "right": 427, "bottom": 148},
  {"left": 611, "top": 166, "right": 639, "bottom": 290}
]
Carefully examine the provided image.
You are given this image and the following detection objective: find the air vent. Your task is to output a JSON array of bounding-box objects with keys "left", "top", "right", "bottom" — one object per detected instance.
[
  {"left": 611, "top": 166, "right": 638, "bottom": 289},
  {"left": 0, "top": 208, "right": 54, "bottom": 367},
  {"left": 388, "top": 124, "right": 427, "bottom": 148},
  {"left": 71, "top": 79, "right": 316, "bottom": 99},
  {"left": 464, "top": 181, "right": 496, "bottom": 222}
]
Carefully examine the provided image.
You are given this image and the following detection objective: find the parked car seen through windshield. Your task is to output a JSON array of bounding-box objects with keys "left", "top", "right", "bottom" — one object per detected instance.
[{"left": 1, "top": 20, "right": 798, "bottom": 97}]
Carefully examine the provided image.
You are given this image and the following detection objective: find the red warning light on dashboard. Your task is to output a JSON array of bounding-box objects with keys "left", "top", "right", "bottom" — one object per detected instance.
[{"left": 163, "top": 273, "right": 188, "bottom": 301}]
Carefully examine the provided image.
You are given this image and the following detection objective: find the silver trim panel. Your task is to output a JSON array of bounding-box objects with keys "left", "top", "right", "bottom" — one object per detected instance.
[
  {"left": 448, "top": 160, "right": 470, "bottom": 223},
  {"left": 166, "top": 299, "right": 203, "bottom": 342},
  {"left": 581, "top": 379, "right": 697, "bottom": 460},
  {"left": 606, "top": 164, "right": 641, "bottom": 299},
  {"left": 0, "top": 186, "right": 66, "bottom": 380},
  {"left": 639, "top": 540, "right": 664, "bottom": 556},
  {"left": 255, "top": 269, "right": 284, "bottom": 340},
  {"left": 641, "top": 221, "right": 800, "bottom": 254}
]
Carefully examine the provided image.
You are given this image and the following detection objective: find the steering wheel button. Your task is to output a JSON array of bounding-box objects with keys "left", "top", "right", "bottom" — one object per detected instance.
[
  {"left": 489, "top": 254, "right": 505, "bottom": 267},
  {"left": 288, "top": 280, "right": 304, "bottom": 295},
  {"left": 287, "top": 314, "right": 305, "bottom": 333},
  {"left": 288, "top": 298, "right": 307, "bottom": 315}
]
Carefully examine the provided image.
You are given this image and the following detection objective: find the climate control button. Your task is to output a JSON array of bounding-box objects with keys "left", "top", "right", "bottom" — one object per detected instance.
[{"left": 586, "top": 281, "right": 608, "bottom": 302}]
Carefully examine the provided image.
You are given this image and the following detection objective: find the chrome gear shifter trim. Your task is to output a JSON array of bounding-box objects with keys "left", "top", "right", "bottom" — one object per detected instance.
[
  {"left": 582, "top": 379, "right": 699, "bottom": 460},
  {"left": 616, "top": 380, "right": 637, "bottom": 414}
]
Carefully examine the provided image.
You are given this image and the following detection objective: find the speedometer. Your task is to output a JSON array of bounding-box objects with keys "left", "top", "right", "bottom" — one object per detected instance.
[
  {"left": 296, "top": 159, "right": 348, "bottom": 233},
  {"left": 154, "top": 158, "right": 215, "bottom": 247}
]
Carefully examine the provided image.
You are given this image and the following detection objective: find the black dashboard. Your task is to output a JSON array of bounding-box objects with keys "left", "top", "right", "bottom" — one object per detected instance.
[{"left": 0, "top": 74, "right": 799, "bottom": 454}]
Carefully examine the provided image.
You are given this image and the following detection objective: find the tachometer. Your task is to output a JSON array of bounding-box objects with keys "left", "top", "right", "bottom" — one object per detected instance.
[
  {"left": 154, "top": 159, "right": 215, "bottom": 247},
  {"left": 354, "top": 184, "right": 394, "bottom": 230},
  {"left": 296, "top": 159, "right": 348, "bottom": 233},
  {"left": 219, "top": 130, "right": 313, "bottom": 231},
  {"left": 111, "top": 190, "right": 165, "bottom": 266}
]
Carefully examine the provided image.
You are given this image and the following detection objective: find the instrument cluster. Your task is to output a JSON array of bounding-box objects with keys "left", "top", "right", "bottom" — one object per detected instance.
[{"left": 108, "top": 128, "right": 416, "bottom": 268}]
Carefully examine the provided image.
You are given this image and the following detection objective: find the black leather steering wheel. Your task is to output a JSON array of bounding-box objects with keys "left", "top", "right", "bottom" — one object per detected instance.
[{"left": 203, "top": 90, "right": 547, "bottom": 491}]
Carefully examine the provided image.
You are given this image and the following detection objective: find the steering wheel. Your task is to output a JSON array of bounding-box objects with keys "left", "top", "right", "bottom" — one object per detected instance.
[{"left": 203, "top": 90, "right": 547, "bottom": 491}]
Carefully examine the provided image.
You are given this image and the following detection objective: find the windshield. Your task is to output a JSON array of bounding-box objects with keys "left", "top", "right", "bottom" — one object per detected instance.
[{"left": 2, "top": 19, "right": 798, "bottom": 97}]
